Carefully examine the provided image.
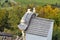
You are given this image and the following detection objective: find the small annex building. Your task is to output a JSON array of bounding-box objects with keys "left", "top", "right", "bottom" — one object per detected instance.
[{"left": 18, "top": 8, "right": 54, "bottom": 40}]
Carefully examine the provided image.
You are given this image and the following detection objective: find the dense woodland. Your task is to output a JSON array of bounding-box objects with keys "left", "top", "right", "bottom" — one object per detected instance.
[{"left": 0, "top": 0, "right": 60, "bottom": 40}]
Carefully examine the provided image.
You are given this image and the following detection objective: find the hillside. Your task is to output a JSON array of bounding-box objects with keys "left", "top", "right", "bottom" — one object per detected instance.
[{"left": 0, "top": 0, "right": 60, "bottom": 40}]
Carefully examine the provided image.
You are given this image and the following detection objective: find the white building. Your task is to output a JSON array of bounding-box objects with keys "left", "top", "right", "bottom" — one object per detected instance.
[{"left": 18, "top": 8, "right": 54, "bottom": 40}]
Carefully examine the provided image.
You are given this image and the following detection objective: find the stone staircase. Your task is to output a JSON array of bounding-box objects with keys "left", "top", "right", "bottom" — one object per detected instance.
[{"left": 18, "top": 8, "right": 54, "bottom": 40}]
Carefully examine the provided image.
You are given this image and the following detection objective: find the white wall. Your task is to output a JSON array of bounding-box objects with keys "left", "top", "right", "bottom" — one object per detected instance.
[
  {"left": 47, "top": 22, "right": 54, "bottom": 40},
  {"left": 26, "top": 34, "right": 47, "bottom": 40}
]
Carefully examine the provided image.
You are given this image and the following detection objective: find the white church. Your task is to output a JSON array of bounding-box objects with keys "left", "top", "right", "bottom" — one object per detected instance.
[{"left": 18, "top": 8, "right": 54, "bottom": 40}]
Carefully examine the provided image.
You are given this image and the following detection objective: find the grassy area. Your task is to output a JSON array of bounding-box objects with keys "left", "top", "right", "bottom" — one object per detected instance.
[
  {"left": 1, "top": 0, "right": 60, "bottom": 7},
  {"left": 15, "top": 0, "right": 60, "bottom": 6},
  {"left": 1, "top": 0, "right": 60, "bottom": 6}
]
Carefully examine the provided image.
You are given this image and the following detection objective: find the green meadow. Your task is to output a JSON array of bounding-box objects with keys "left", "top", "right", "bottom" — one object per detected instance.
[{"left": 15, "top": 0, "right": 60, "bottom": 6}]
